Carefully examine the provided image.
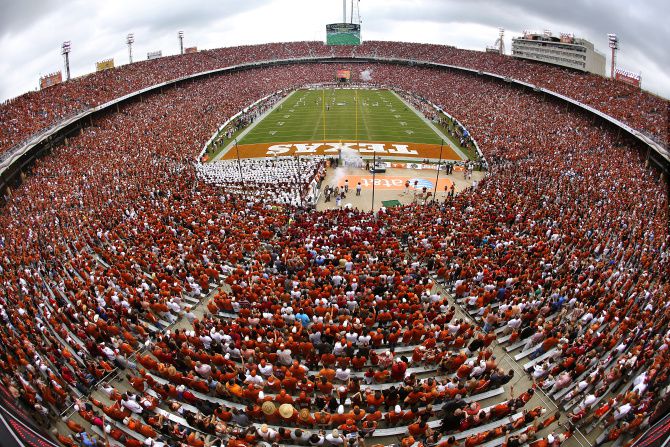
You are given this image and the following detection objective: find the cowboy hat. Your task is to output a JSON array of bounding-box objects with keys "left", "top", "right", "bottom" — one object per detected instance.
[
  {"left": 278, "top": 403, "right": 295, "bottom": 419},
  {"left": 261, "top": 401, "right": 276, "bottom": 415}
]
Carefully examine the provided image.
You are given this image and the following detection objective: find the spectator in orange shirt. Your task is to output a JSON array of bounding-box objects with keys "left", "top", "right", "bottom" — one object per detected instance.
[
  {"left": 373, "top": 369, "right": 390, "bottom": 383},
  {"left": 317, "top": 376, "right": 334, "bottom": 395},
  {"left": 408, "top": 420, "right": 429, "bottom": 439},
  {"left": 314, "top": 410, "right": 331, "bottom": 428},
  {"left": 385, "top": 405, "right": 405, "bottom": 426},
  {"left": 282, "top": 374, "right": 299, "bottom": 393},
  {"left": 226, "top": 380, "right": 244, "bottom": 399},
  {"left": 339, "top": 418, "right": 358, "bottom": 435},
  {"left": 457, "top": 361, "right": 473, "bottom": 379},
  {"left": 275, "top": 390, "right": 294, "bottom": 405},
  {"left": 366, "top": 390, "right": 385, "bottom": 410},
  {"left": 319, "top": 367, "right": 336, "bottom": 382},
  {"left": 352, "top": 354, "right": 367, "bottom": 371}
]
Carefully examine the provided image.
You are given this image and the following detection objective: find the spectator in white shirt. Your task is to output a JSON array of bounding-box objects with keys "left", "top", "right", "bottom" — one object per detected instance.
[
  {"left": 335, "top": 367, "right": 351, "bottom": 382},
  {"left": 333, "top": 340, "right": 346, "bottom": 356},
  {"left": 195, "top": 362, "right": 212, "bottom": 379},
  {"left": 258, "top": 360, "right": 273, "bottom": 377},
  {"left": 199, "top": 334, "right": 212, "bottom": 350},
  {"left": 325, "top": 429, "right": 345, "bottom": 446},
  {"left": 277, "top": 345, "right": 292, "bottom": 366},
  {"left": 122, "top": 396, "right": 144, "bottom": 414},
  {"left": 257, "top": 424, "right": 279, "bottom": 442}
]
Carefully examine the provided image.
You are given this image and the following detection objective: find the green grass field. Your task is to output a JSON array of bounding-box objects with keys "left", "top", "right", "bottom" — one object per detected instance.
[{"left": 238, "top": 88, "right": 446, "bottom": 146}]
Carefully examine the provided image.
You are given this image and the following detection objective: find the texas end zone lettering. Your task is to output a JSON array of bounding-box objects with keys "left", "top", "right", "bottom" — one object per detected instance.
[
  {"left": 358, "top": 178, "right": 405, "bottom": 187},
  {"left": 266, "top": 142, "right": 419, "bottom": 156}
]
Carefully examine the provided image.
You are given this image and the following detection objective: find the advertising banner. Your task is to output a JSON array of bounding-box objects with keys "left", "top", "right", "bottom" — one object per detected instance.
[
  {"left": 39, "top": 72, "right": 62, "bottom": 89},
  {"left": 615, "top": 68, "right": 641, "bottom": 88},
  {"left": 95, "top": 58, "right": 115, "bottom": 71},
  {"left": 147, "top": 50, "right": 162, "bottom": 60}
]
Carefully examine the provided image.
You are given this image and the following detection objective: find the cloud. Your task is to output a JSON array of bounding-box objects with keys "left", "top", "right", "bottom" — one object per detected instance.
[
  {"left": 0, "top": 0, "right": 61, "bottom": 37},
  {"left": 0, "top": 0, "right": 667, "bottom": 101},
  {"left": 367, "top": 0, "right": 669, "bottom": 95}
]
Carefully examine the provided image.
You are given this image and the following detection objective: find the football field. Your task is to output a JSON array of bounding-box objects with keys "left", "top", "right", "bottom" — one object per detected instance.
[
  {"left": 240, "top": 88, "right": 445, "bottom": 145},
  {"left": 213, "top": 87, "right": 468, "bottom": 161}
]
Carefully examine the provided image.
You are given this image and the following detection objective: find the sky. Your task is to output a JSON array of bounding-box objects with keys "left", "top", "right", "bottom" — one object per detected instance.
[{"left": 0, "top": 0, "right": 668, "bottom": 102}]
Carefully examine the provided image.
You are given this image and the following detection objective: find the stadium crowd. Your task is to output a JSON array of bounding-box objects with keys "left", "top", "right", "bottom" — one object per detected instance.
[
  {"left": 0, "top": 60, "right": 667, "bottom": 447},
  {"left": 1, "top": 41, "right": 667, "bottom": 155}
]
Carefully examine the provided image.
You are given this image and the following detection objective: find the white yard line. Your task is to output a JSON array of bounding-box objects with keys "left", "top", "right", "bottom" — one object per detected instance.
[
  {"left": 390, "top": 90, "right": 468, "bottom": 161},
  {"left": 212, "top": 90, "right": 298, "bottom": 161}
]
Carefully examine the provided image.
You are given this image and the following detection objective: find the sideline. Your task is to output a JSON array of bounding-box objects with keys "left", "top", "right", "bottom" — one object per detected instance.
[{"left": 390, "top": 90, "right": 468, "bottom": 161}]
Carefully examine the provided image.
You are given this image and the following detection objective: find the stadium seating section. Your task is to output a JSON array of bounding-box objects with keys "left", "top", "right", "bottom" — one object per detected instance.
[{"left": 0, "top": 41, "right": 667, "bottom": 156}]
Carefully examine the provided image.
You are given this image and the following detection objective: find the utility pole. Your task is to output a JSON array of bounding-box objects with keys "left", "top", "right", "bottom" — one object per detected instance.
[{"left": 178, "top": 31, "right": 184, "bottom": 55}]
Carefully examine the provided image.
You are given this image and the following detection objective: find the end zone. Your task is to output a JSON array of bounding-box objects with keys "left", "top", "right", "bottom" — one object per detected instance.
[{"left": 216, "top": 140, "right": 464, "bottom": 161}]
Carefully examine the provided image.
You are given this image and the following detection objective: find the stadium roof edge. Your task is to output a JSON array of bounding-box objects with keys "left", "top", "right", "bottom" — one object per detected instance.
[{"left": 1, "top": 55, "right": 667, "bottom": 184}]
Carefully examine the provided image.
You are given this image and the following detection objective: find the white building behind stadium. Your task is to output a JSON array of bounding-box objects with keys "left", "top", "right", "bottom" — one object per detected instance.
[{"left": 512, "top": 31, "right": 606, "bottom": 76}]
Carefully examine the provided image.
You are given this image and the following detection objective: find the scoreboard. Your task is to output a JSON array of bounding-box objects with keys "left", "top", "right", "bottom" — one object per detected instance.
[
  {"left": 326, "top": 23, "right": 361, "bottom": 45},
  {"left": 337, "top": 69, "right": 351, "bottom": 80}
]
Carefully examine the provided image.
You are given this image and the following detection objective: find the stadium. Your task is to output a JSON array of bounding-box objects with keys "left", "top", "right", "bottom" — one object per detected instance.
[{"left": 0, "top": 3, "right": 668, "bottom": 447}]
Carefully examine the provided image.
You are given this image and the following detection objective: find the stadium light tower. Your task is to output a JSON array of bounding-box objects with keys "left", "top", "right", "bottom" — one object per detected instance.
[
  {"left": 178, "top": 31, "right": 184, "bottom": 55},
  {"left": 608, "top": 34, "right": 619, "bottom": 79},
  {"left": 126, "top": 33, "right": 135, "bottom": 63},
  {"left": 61, "top": 41, "right": 71, "bottom": 81},
  {"left": 343, "top": 0, "right": 346, "bottom": 23},
  {"left": 498, "top": 28, "right": 505, "bottom": 54}
]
